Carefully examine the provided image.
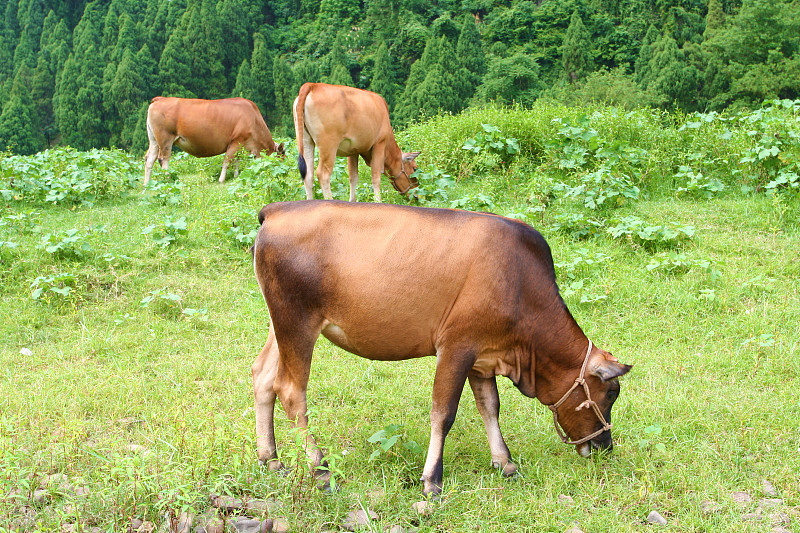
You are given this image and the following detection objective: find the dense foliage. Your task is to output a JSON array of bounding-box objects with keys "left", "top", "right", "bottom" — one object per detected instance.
[{"left": 0, "top": 0, "right": 799, "bottom": 155}]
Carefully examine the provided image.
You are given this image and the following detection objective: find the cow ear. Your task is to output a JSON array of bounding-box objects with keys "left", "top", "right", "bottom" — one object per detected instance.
[
  {"left": 277, "top": 142, "right": 285, "bottom": 154},
  {"left": 589, "top": 354, "right": 632, "bottom": 382},
  {"left": 403, "top": 151, "right": 421, "bottom": 162}
]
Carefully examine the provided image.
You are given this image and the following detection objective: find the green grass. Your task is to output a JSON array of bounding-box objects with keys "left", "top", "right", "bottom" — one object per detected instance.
[{"left": 1, "top": 102, "right": 800, "bottom": 532}]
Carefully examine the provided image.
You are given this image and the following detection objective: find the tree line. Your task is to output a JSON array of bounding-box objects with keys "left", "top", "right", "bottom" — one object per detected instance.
[{"left": 1, "top": 0, "right": 799, "bottom": 156}]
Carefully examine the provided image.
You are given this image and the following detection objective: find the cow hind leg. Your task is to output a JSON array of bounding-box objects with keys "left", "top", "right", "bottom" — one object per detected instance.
[
  {"left": 468, "top": 375, "right": 517, "bottom": 477},
  {"left": 301, "top": 128, "right": 316, "bottom": 200},
  {"left": 271, "top": 325, "right": 332, "bottom": 486},
  {"left": 144, "top": 145, "right": 158, "bottom": 186},
  {"left": 421, "top": 347, "right": 475, "bottom": 497},
  {"left": 220, "top": 145, "right": 240, "bottom": 183},
  {"left": 252, "top": 325, "right": 283, "bottom": 472},
  {"left": 315, "top": 150, "right": 336, "bottom": 201}
]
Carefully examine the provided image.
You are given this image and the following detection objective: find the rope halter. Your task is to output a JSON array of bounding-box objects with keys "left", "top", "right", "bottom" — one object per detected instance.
[
  {"left": 388, "top": 159, "right": 415, "bottom": 195},
  {"left": 547, "top": 340, "right": 613, "bottom": 446}
]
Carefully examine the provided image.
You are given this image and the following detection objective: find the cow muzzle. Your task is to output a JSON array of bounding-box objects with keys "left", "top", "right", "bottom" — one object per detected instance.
[
  {"left": 547, "top": 340, "right": 614, "bottom": 450},
  {"left": 390, "top": 173, "right": 419, "bottom": 196},
  {"left": 390, "top": 164, "right": 419, "bottom": 196}
]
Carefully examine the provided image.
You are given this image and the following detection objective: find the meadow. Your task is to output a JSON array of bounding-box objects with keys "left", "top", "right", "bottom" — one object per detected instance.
[{"left": 1, "top": 100, "right": 799, "bottom": 532}]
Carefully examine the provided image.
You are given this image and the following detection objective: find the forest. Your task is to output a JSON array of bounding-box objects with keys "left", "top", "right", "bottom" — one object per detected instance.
[{"left": 0, "top": 0, "right": 799, "bottom": 156}]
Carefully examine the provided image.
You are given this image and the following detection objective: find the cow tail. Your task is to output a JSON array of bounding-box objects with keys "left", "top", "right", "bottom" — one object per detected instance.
[{"left": 294, "top": 83, "right": 313, "bottom": 182}]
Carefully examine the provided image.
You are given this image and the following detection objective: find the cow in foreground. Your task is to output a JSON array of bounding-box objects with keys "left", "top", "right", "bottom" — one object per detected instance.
[
  {"left": 251, "top": 201, "right": 632, "bottom": 496},
  {"left": 144, "top": 97, "right": 284, "bottom": 185},
  {"left": 293, "top": 83, "right": 420, "bottom": 202}
]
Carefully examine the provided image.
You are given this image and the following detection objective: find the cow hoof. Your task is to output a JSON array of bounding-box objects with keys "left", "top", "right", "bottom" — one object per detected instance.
[
  {"left": 501, "top": 462, "right": 518, "bottom": 478},
  {"left": 317, "top": 479, "right": 340, "bottom": 493},
  {"left": 258, "top": 459, "right": 287, "bottom": 475}
]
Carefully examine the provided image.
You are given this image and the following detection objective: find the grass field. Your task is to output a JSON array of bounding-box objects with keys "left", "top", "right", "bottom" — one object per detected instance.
[{"left": 1, "top": 102, "right": 799, "bottom": 532}]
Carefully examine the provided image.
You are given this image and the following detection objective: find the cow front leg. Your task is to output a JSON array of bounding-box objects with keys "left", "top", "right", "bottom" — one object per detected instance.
[
  {"left": 347, "top": 155, "right": 359, "bottom": 202},
  {"left": 468, "top": 375, "right": 517, "bottom": 477},
  {"left": 252, "top": 325, "right": 283, "bottom": 471},
  {"left": 421, "top": 349, "right": 474, "bottom": 497},
  {"left": 370, "top": 144, "right": 385, "bottom": 202}
]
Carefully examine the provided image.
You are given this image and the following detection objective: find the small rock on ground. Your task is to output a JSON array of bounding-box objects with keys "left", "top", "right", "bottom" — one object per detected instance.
[
  {"left": 700, "top": 500, "right": 721, "bottom": 515},
  {"left": 564, "top": 528, "right": 585, "bottom": 533},
  {"left": 646, "top": 510, "right": 667, "bottom": 525},
  {"left": 232, "top": 517, "right": 271, "bottom": 533},
  {"left": 769, "top": 512, "right": 791, "bottom": 526},
  {"left": 125, "top": 444, "right": 151, "bottom": 456},
  {"left": 743, "top": 509, "right": 763, "bottom": 522},
  {"left": 176, "top": 511, "right": 192, "bottom": 533},
  {"left": 411, "top": 501, "right": 433, "bottom": 517},
  {"left": 558, "top": 495, "right": 575, "bottom": 506},
  {"left": 32, "top": 489, "right": 51, "bottom": 506},
  {"left": 341, "top": 509, "right": 378, "bottom": 531},
  {"left": 244, "top": 498, "right": 281, "bottom": 514},
  {"left": 762, "top": 480, "right": 779, "bottom": 497},
  {"left": 209, "top": 494, "right": 244, "bottom": 513},
  {"left": 732, "top": 491, "right": 752, "bottom": 504},
  {"left": 760, "top": 498, "right": 784, "bottom": 508},
  {"left": 388, "top": 526, "right": 420, "bottom": 533},
  {"left": 272, "top": 518, "right": 289, "bottom": 533}
]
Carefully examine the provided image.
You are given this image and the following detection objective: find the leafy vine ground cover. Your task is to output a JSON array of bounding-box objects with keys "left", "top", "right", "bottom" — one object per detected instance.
[{"left": 1, "top": 100, "right": 799, "bottom": 532}]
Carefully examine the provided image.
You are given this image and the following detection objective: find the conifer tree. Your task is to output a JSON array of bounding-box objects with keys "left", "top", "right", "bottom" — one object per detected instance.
[
  {"left": 158, "top": 17, "right": 193, "bottom": 97},
  {"left": 273, "top": 56, "right": 297, "bottom": 135},
  {"left": 476, "top": 50, "right": 542, "bottom": 107},
  {"left": 640, "top": 34, "right": 699, "bottom": 110},
  {"left": 109, "top": 48, "right": 148, "bottom": 149},
  {"left": 31, "top": 54, "right": 56, "bottom": 145},
  {"left": 635, "top": 25, "right": 660, "bottom": 84},
  {"left": 188, "top": 0, "right": 226, "bottom": 97},
  {"left": 217, "top": 0, "right": 262, "bottom": 82},
  {"left": 325, "top": 33, "right": 352, "bottom": 86},
  {"left": 561, "top": 10, "right": 593, "bottom": 83},
  {"left": 135, "top": 43, "right": 158, "bottom": 98},
  {"left": 703, "top": 0, "right": 725, "bottom": 41},
  {"left": 364, "top": 0, "right": 399, "bottom": 46},
  {"left": 438, "top": 36, "right": 470, "bottom": 112},
  {"left": 395, "top": 37, "right": 441, "bottom": 124},
  {"left": 39, "top": 15, "right": 70, "bottom": 76},
  {"left": 14, "top": 0, "right": 45, "bottom": 68},
  {"left": 233, "top": 59, "right": 255, "bottom": 99},
  {"left": 369, "top": 41, "right": 397, "bottom": 109},
  {"left": 0, "top": 65, "right": 45, "bottom": 154},
  {"left": 456, "top": 14, "right": 486, "bottom": 99},
  {"left": 293, "top": 58, "right": 321, "bottom": 89},
  {"left": 249, "top": 33, "right": 274, "bottom": 115},
  {"left": 0, "top": 14, "right": 14, "bottom": 94}
]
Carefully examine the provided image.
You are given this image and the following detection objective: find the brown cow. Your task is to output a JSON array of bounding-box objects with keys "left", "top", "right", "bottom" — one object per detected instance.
[
  {"left": 144, "top": 96, "right": 285, "bottom": 185},
  {"left": 251, "top": 201, "right": 631, "bottom": 496},
  {"left": 293, "top": 83, "right": 420, "bottom": 202}
]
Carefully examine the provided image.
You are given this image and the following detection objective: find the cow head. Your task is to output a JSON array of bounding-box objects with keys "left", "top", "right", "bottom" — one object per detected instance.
[
  {"left": 548, "top": 346, "right": 631, "bottom": 458},
  {"left": 390, "top": 151, "right": 421, "bottom": 196}
]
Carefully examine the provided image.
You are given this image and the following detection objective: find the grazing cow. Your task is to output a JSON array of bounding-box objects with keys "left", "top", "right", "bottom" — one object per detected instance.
[
  {"left": 251, "top": 201, "right": 632, "bottom": 496},
  {"left": 293, "top": 83, "right": 420, "bottom": 202},
  {"left": 144, "top": 96, "right": 285, "bottom": 185}
]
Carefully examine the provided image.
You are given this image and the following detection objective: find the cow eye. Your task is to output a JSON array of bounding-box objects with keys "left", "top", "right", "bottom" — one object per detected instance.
[{"left": 606, "top": 389, "right": 619, "bottom": 401}]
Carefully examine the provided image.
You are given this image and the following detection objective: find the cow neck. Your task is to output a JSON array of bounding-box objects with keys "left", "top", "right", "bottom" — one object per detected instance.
[
  {"left": 531, "top": 321, "right": 590, "bottom": 405},
  {"left": 383, "top": 137, "right": 403, "bottom": 176}
]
